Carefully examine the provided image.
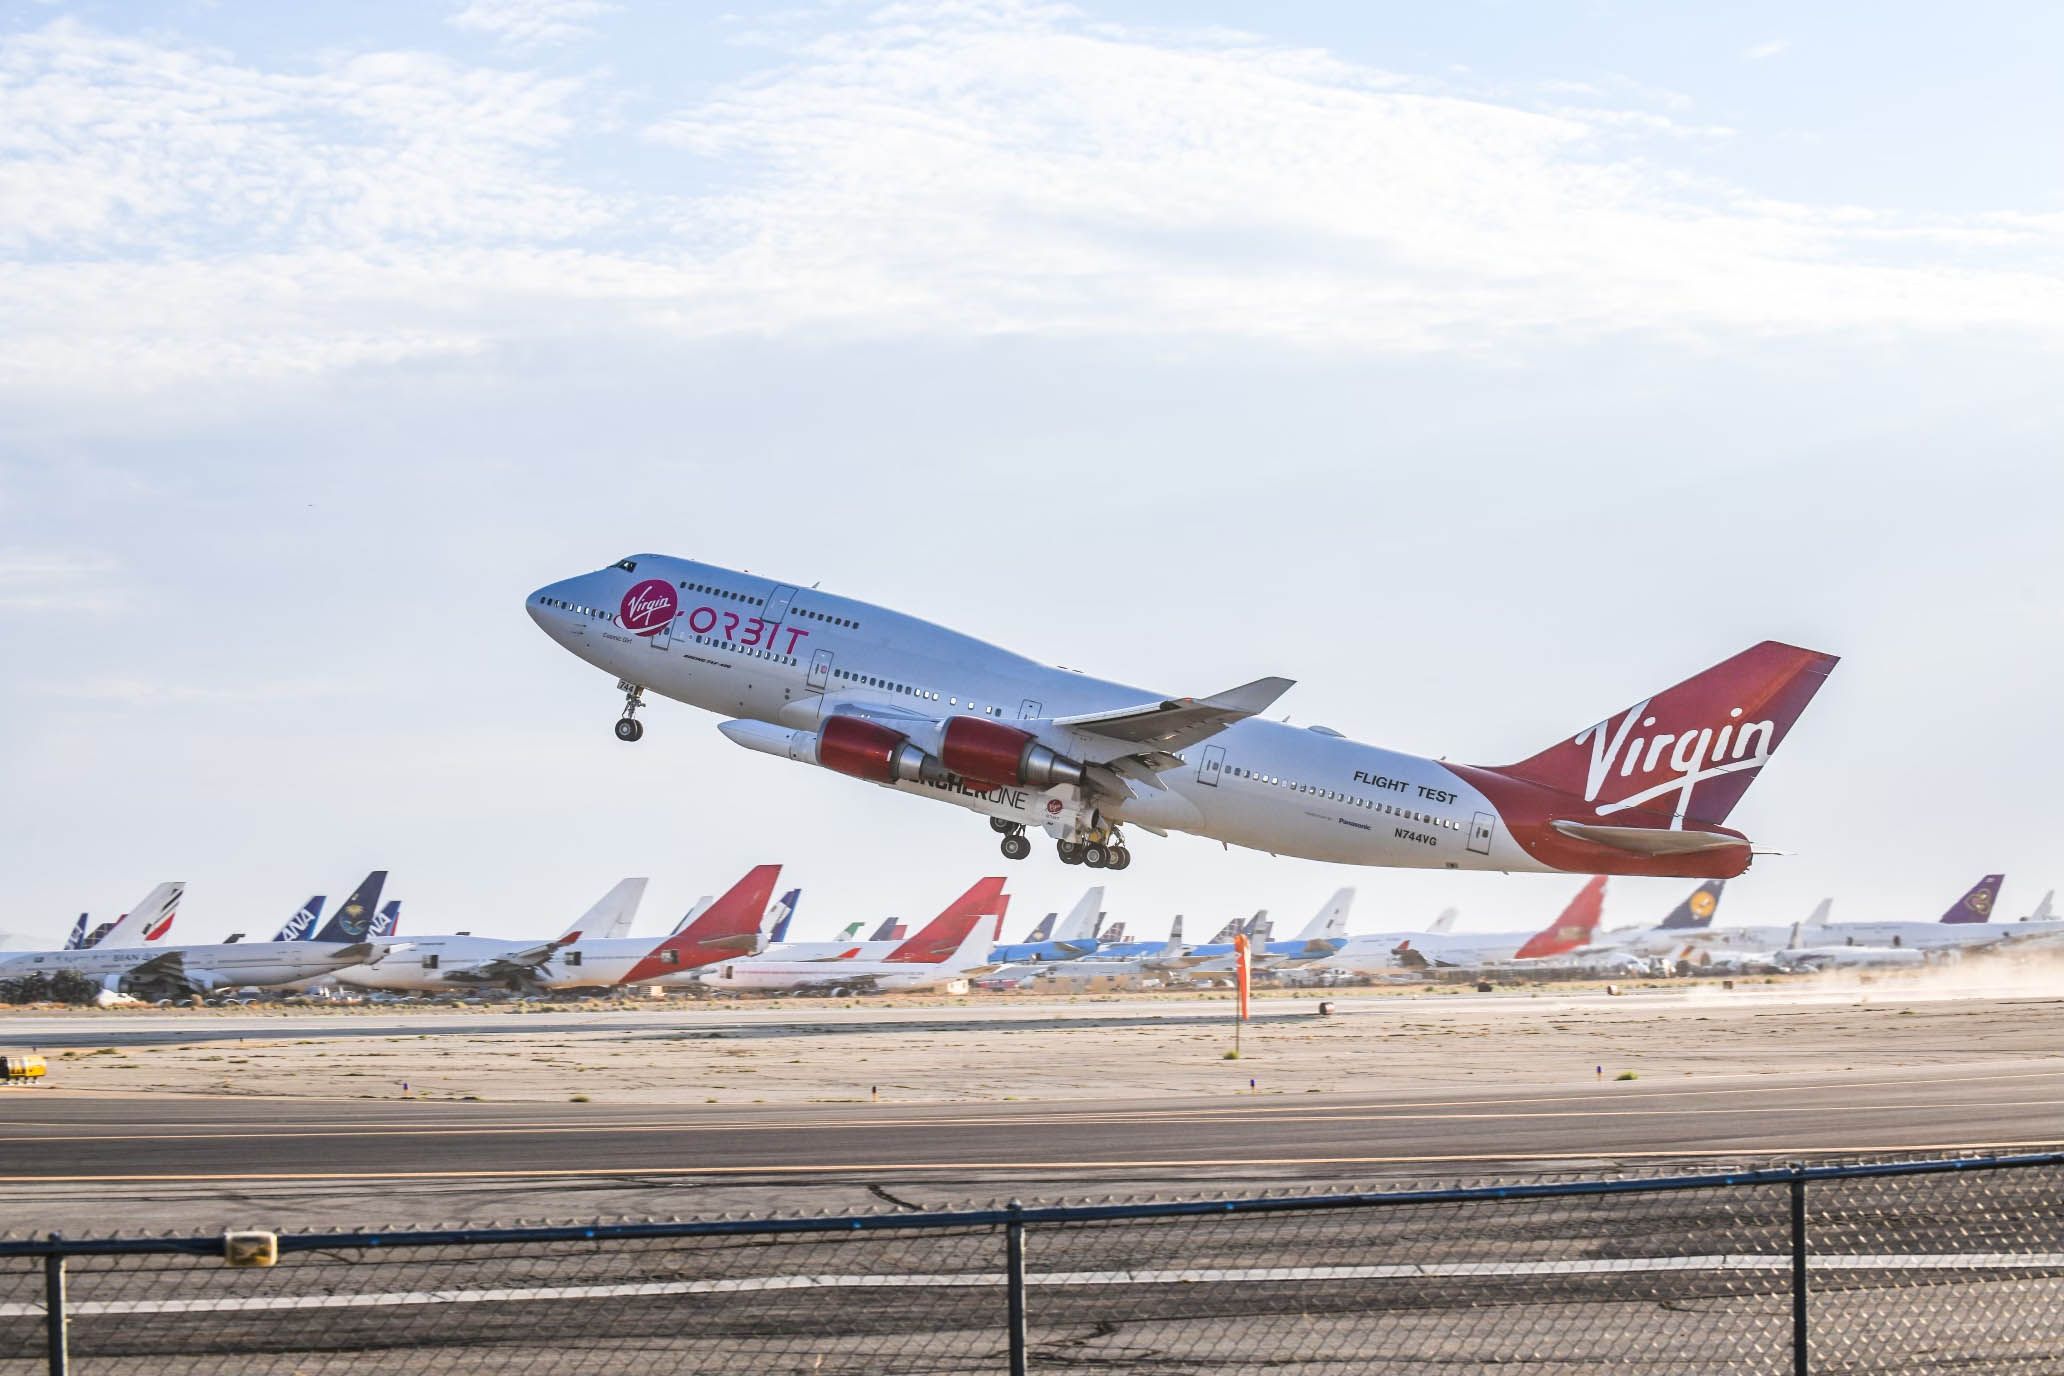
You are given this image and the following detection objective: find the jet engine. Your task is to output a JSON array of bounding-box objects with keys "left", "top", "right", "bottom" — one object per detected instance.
[
  {"left": 816, "top": 715, "right": 948, "bottom": 786},
  {"left": 936, "top": 717, "right": 1087, "bottom": 790}
]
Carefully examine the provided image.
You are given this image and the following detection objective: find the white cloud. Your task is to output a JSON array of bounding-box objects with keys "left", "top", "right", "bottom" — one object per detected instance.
[
  {"left": 0, "top": 551, "right": 119, "bottom": 611},
  {"left": 1744, "top": 39, "right": 1790, "bottom": 60},
  {"left": 448, "top": 0, "right": 618, "bottom": 52},
  {"left": 0, "top": 5, "right": 2059, "bottom": 408}
]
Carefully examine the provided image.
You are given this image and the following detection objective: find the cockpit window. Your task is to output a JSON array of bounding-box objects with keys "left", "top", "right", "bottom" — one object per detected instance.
[{"left": 614, "top": 559, "right": 638, "bottom": 572}]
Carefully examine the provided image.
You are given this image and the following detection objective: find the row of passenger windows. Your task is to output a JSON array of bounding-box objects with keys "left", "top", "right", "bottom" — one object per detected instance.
[
  {"left": 831, "top": 668, "right": 1004, "bottom": 715},
  {"left": 538, "top": 596, "right": 607, "bottom": 619},
  {"left": 795, "top": 607, "right": 858, "bottom": 629},
  {"left": 680, "top": 581, "right": 763, "bottom": 608},
  {"left": 688, "top": 634, "right": 797, "bottom": 667},
  {"left": 1226, "top": 766, "right": 1461, "bottom": 831}
]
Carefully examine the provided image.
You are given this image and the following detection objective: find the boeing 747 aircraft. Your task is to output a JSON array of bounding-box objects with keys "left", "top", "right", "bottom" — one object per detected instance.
[{"left": 529, "top": 557, "right": 1837, "bottom": 875}]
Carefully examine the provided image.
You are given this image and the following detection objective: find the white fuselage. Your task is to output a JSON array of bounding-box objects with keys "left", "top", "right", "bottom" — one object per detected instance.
[
  {"left": 335, "top": 935, "right": 556, "bottom": 992},
  {"left": 687, "top": 956, "right": 969, "bottom": 993},
  {"left": 0, "top": 942, "right": 378, "bottom": 991},
  {"left": 1325, "top": 931, "right": 1529, "bottom": 971},
  {"left": 1801, "top": 922, "right": 2006, "bottom": 951},
  {"left": 529, "top": 558, "right": 1536, "bottom": 872}
]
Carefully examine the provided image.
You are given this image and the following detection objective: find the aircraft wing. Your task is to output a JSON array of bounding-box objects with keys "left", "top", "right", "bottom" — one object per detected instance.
[
  {"left": 1054, "top": 677, "right": 1295, "bottom": 756},
  {"left": 447, "top": 941, "right": 568, "bottom": 992}
]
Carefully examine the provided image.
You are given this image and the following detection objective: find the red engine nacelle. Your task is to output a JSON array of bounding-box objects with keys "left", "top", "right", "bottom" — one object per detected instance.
[
  {"left": 817, "top": 715, "right": 946, "bottom": 786},
  {"left": 939, "top": 717, "right": 1086, "bottom": 790}
]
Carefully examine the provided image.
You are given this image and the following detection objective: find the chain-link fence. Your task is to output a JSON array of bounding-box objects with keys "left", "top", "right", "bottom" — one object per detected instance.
[{"left": 5, "top": 1152, "right": 2064, "bottom": 1373}]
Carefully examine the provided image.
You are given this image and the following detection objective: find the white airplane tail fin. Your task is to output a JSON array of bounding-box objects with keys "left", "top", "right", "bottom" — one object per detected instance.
[
  {"left": 1054, "top": 887, "right": 1104, "bottom": 943},
  {"left": 1295, "top": 888, "right": 1355, "bottom": 942},
  {"left": 561, "top": 878, "right": 648, "bottom": 945},
  {"left": 2026, "top": 890, "right": 2055, "bottom": 924},
  {"left": 1429, "top": 907, "right": 1458, "bottom": 935},
  {"left": 1802, "top": 898, "right": 1832, "bottom": 930},
  {"left": 97, "top": 883, "right": 184, "bottom": 948}
]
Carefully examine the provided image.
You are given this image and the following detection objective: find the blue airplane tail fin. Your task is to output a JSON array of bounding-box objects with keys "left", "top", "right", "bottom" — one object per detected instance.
[
  {"left": 273, "top": 896, "right": 325, "bottom": 942},
  {"left": 63, "top": 914, "right": 88, "bottom": 950},
  {"left": 313, "top": 872, "right": 387, "bottom": 942},
  {"left": 1658, "top": 880, "right": 1725, "bottom": 930},
  {"left": 373, "top": 901, "right": 401, "bottom": 938}
]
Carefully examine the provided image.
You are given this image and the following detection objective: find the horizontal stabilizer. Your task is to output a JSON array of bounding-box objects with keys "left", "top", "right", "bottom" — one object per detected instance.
[{"left": 1551, "top": 822, "right": 1751, "bottom": 857}]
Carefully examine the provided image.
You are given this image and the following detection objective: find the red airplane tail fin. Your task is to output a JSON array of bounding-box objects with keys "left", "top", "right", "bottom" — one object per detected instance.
[
  {"left": 1490, "top": 641, "right": 1838, "bottom": 830},
  {"left": 1513, "top": 876, "right": 1607, "bottom": 960},
  {"left": 884, "top": 879, "right": 1009, "bottom": 964},
  {"left": 622, "top": 865, "right": 781, "bottom": 983}
]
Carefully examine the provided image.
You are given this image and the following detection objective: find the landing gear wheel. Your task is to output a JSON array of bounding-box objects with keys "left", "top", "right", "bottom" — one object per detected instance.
[
  {"left": 990, "top": 817, "right": 1016, "bottom": 835},
  {"left": 1106, "top": 846, "right": 1132, "bottom": 871},
  {"left": 615, "top": 681, "right": 647, "bottom": 742},
  {"left": 1056, "top": 841, "right": 1084, "bottom": 866},
  {"left": 1081, "top": 843, "right": 1109, "bottom": 869},
  {"left": 1000, "top": 833, "right": 1031, "bottom": 861}
]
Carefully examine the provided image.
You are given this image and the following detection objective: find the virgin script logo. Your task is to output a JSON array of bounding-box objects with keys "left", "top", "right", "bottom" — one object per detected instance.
[
  {"left": 1575, "top": 699, "right": 1777, "bottom": 828},
  {"left": 619, "top": 579, "right": 680, "bottom": 636}
]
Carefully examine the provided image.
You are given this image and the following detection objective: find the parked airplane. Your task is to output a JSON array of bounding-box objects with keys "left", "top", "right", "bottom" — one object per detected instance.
[
  {"left": 1327, "top": 876, "right": 1608, "bottom": 972},
  {"left": 1179, "top": 889, "right": 1355, "bottom": 968},
  {"left": 1097, "top": 915, "right": 1184, "bottom": 960},
  {"left": 339, "top": 879, "right": 648, "bottom": 994},
  {"left": 1804, "top": 875, "right": 2008, "bottom": 951},
  {"left": 534, "top": 866, "right": 780, "bottom": 991},
  {"left": 0, "top": 885, "right": 395, "bottom": 998},
  {"left": 686, "top": 878, "right": 1010, "bottom": 994},
  {"left": 529, "top": 559, "right": 1837, "bottom": 876},
  {"left": 990, "top": 887, "right": 1105, "bottom": 963}
]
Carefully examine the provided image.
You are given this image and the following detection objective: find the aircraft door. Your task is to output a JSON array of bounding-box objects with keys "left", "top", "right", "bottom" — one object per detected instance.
[
  {"left": 763, "top": 585, "right": 798, "bottom": 627},
  {"left": 1019, "top": 699, "right": 1042, "bottom": 720},
  {"left": 808, "top": 649, "right": 834, "bottom": 692},
  {"left": 1198, "top": 744, "right": 1226, "bottom": 787},
  {"left": 648, "top": 607, "right": 674, "bottom": 649},
  {"left": 1468, "top": 811, "right": 1495, "bottom": 855}
]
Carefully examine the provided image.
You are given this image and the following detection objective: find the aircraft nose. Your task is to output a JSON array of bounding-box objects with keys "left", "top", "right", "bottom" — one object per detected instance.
[{"left": 527, "top": 578, "right": 580, "bottom": 630}]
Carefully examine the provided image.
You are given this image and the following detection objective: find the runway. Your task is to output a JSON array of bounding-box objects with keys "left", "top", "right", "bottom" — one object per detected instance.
[{"left": 7, "top": 1066, "right": 2062, "bottom": 1185}]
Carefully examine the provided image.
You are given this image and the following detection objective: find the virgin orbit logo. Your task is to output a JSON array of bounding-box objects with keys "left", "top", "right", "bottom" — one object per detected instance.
[{"left": 619, "top": 580, "right": 679, "bottom": 636}]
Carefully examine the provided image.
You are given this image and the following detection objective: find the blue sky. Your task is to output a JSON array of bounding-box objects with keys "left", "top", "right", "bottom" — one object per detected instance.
[{"left": 2, "top": 1, "right": 2059, "bottom": 945}]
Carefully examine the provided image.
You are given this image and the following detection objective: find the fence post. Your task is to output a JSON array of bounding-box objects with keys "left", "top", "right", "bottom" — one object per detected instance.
[
  {"left": 1005, "top": 1202, "right": 1028, "bottom": 1376},
  {"left": 1789, "top": 1175, "right": 1808, "bottom": 1376},
  {"left": 43, "top": 1233, "right": 67, "bottom": 1376}
]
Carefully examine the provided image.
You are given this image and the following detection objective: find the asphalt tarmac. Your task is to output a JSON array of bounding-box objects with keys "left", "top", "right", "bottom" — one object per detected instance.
[{"left": 7, "top": 1065, "right": 2060, "bottom": 1188}]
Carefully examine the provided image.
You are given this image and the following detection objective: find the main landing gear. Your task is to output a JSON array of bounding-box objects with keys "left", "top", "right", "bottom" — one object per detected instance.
[
  {"left": 992, "top": 817, "right": 1033, "bottom": 861},
  {"left": 990, "top": 816, "right": 1131, "bottom": 869},
  {"left": 614, "top": 681, "right": 646, "bottom": 743},
  {"left": 1057, "top": 836, "right": 1131, "bottom": 871}
]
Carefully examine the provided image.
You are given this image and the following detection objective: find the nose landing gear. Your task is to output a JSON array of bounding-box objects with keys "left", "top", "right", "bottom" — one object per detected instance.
[{"left": 615, "top": 681, "right": 646, "bottom": 742}]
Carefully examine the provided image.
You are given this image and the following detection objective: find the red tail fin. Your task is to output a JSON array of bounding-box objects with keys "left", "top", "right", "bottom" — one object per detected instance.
[
  {"left": 1513, "top": 876, "right": 1607, "bottom": 959},
  {"left": 622, "top": 864, "right": 781, "bottom": 983},
  {"left": 1493, "top": 641, "right": 1838, "bottom": 828},
  {"left": 884, "top": 878, "right": 1009, "bottom": 964}
]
